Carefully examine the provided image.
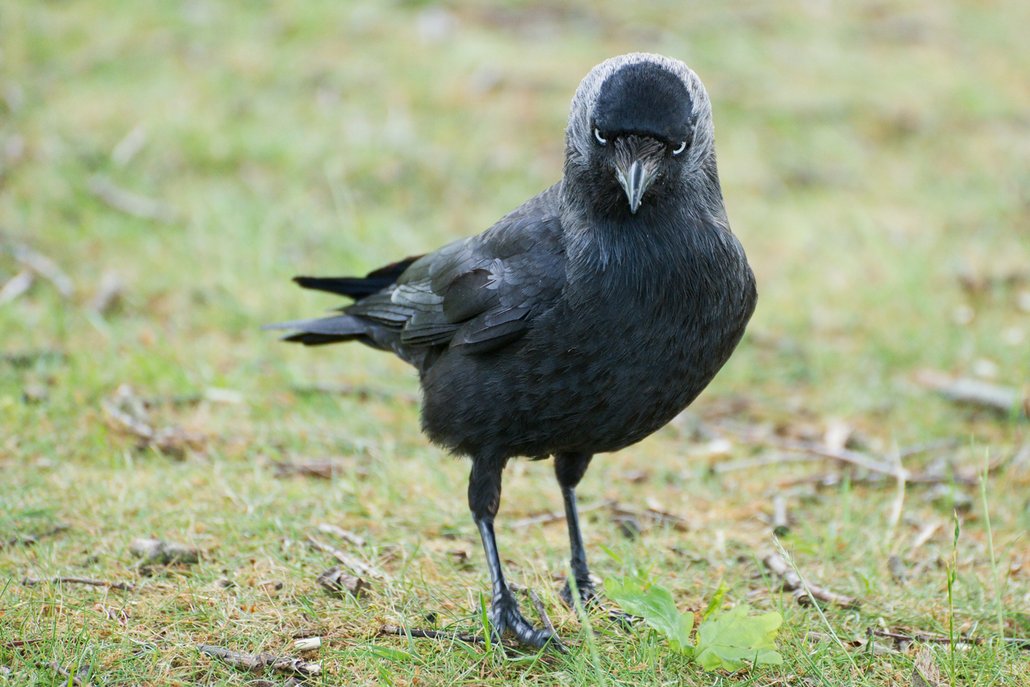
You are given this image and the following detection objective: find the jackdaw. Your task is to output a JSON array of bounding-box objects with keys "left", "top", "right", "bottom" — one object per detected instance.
[{"left": 269, "top": 53, "right": 757, "bottom": 648}]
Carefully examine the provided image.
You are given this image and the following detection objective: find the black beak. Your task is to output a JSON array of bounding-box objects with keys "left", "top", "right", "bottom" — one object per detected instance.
[{"left": 613, "top": 137, "right": 662, "bottom": 214}]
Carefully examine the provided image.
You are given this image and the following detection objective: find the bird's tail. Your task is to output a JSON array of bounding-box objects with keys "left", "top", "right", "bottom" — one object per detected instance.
[
  {"left": 292, "top": 255, "right": 421, "bottom": 300},
  {"left": 263, "top": 314, "right": 369, "bottom": 346},
  {"left": 268, "top": 255, "right": 421, "bottom": 346}
]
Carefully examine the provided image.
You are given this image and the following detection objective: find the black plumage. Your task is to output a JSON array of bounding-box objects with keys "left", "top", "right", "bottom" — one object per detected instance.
[{"left": 270, "top": 53, "right": 757, "bottom": 648}]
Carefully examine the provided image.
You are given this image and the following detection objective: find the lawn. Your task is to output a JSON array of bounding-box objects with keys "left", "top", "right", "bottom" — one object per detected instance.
[{"left": 1, "top": 1, "right": 1028, "bottom": 685}]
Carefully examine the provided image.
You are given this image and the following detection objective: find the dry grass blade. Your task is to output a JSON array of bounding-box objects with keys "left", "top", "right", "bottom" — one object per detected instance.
[
  {"left": 196, "top": 644, "right": 321, "bottom": 677},
  {"left": 111, "top": 124, "right": 147, "bottom": 166},
  {"left": 912, "top": 645, "right": 945, "bottom": 687},
  {"left": 3, "top": 241, "right": 73, "bottom": 297},
  {"left": 0, "top": 269, "right": 33, "bottom": 305},
  {"left": 316, "top": 523, "right": 366, "bottom": 547},
  {"left": 87, "top": 175, "right": 176, "bottom": 223}
]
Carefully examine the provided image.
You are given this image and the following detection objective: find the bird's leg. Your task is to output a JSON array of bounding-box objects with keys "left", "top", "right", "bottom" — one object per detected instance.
[
  {"left": 554, "top": 452, "right": 599, "bottom": 606},
  {"left": 469, "top": 458, "right": 556, "bottom": 649}
]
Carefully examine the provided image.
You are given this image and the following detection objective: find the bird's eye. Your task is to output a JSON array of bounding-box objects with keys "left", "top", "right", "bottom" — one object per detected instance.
[
  {"left": 593, "top": 128, "right": 607, "bottom": 146},
  {"left": 671, "top": 140, "right": 687, "bottom": 156}
]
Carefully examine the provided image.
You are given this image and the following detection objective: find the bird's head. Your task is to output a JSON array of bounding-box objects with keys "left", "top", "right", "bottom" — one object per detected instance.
[{"left": 563, "top": 53, "right": 715, "bottom": 217}]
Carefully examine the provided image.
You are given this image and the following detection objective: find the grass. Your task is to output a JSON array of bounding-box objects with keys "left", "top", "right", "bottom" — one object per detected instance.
[{"left": 2, "top": 0, "right": 1028, "bottom": 684}]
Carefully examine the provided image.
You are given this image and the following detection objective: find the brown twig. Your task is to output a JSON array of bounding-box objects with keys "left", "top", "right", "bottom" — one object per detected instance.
[
  {"left": 1, "top": 524, "right": 69, "bottom": 550},
  {"left": 711, "top": 452, "right": 821, "bottom": 474},
  {"left": 719, "top": 423, "right": 912, "bottom": 479},
  {"left": 316, "top": 566, "right": 367, "bottom": 598},
  {"left": 45, "top": 662, "right": 92, "bottom": 686},
  {"left": 869, "top": 628, "right": 1030, "bottom": 650},
  {"left": 22, "top": 576, "right": 135, "bottom": 592},
  {"left": 897, "top": 438, "right": 961, "bottom": 460},
  {"left": 523, "top": 588, "right": 566, "bottom": 652},
  {"left": 761, "top": 551, "right": 859, "bottom": 608},
  {"left": 610, "top": 503, "right": 689, "bottom": 531},
  {"left": 316, "top": 523, "right": 366, "bottom": 548},
  {"left": 772, "top": 438, "right": 909, "bottom": 479},
  {"left": 306, "top": 535, "right": 386, "bottom": 580},
  {"left": 805, "top": 631, "right": 896, "bottom": 656},
  {"left": 915, "top": 370, "right": 1028, "bottom": 418},
  {"left": 509, "top": 500, "right": 687, "bottom": 532},
  {"left": 778, "top": 467, "right": 977, "bottom": 489},
  {"left": 378, "top": 624, "right": 487, "bottom": 646},
  {"left": 272, "top": 459, "right": 357, "bottom": 480},
  {"left": 510, "top": 500, "right": 609, "bottom": 529},
  {"left": 102, "top": 384, "right": 204, "bottom": 457},
  {"left": 196, "top": 644, "right": 321, "bottom": 676}
]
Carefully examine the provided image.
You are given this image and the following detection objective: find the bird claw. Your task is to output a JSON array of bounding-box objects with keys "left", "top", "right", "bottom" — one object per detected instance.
[
  {"left": 559, "top": 577, "right": 596, "bottom": 608},
  {"left": 560, "top": 578, "right": 638, "bottom": 629},
  {"left": 490, "top": 593, "right": 562, "bottom": 650}
]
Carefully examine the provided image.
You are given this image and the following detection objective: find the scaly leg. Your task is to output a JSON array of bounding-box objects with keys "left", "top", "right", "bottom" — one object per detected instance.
[
  {"left": 554, "top": 452, "right": 599, "bottom": 605},
  {"left": 469, "top": 458, "right": 557, "bottom": 648}
]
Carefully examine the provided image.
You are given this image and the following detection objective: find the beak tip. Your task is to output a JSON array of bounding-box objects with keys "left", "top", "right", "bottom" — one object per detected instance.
[{"left": 616, "top": 158, "right": 652, "bottom": 217}]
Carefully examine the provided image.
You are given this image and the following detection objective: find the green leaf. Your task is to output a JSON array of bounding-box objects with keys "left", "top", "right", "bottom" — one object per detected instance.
[
  {"left": 702, "top": 581, "right": 728, "bottom": 620},
  {"left": 604, "top": 575, "right": 694, "bottom": 653},
  {"left": 695, "top": 604, "right": 783, "bottom": 672}
]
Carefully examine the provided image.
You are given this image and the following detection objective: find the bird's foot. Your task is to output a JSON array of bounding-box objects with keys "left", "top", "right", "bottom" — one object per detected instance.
[
  {"left": 560, "top": 576, "right": 638, "bottom": 628},
  {"left": 489, "top": 592, "right": 560, "bottom": 650},
  {"left": 559, "top": 575, "right": 600, "bottom": 608}
]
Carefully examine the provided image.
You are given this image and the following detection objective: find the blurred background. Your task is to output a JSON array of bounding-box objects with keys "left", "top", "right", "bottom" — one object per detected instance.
[{"left": 1, "top": 1, "right": 1027, "bottom": 685}]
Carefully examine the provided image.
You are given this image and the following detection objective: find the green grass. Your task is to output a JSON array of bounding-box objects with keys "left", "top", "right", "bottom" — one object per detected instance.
[{"left": 2, "top": 1, "right": 1028, "bottom": 684}]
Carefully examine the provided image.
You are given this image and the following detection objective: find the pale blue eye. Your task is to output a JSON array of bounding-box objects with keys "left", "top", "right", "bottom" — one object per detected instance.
[
  {"left": 593, "top": 128, "right": 607, "bottom": 145},
  {"left": 672, "top": 140, "right": 687, "bottom": 156}
]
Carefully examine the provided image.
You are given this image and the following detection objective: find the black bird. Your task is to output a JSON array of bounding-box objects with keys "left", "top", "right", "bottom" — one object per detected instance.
[{"left": 270, "top": 53, "right": 757, "bottom": 648}]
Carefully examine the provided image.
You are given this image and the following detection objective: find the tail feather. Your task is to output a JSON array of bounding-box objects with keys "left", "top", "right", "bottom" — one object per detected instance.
[
  {"left": 293, "top": 255, "right": 422, "bottom": 300},
  {"left": 263, "top": 314, "right": 368, "bottom": 346}
]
